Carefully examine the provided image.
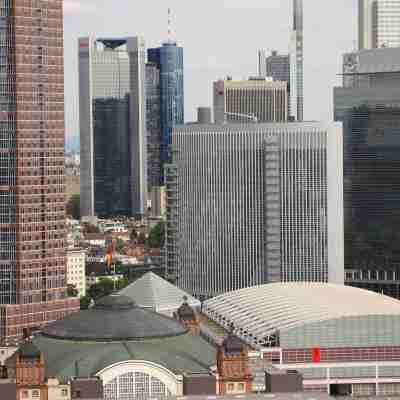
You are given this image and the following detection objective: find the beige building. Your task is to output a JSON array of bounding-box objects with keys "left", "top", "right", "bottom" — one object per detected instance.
[
  {"left": 67, "top": 250, "right": 86, "bottom": 298},
  {"left": 150, "top": 186, "right": 166, "bottom": 217},
  {"left": 213, "top": 77, "right": 287, "bottom": 124}
]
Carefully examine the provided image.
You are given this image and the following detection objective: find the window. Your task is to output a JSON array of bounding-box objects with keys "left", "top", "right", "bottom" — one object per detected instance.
[
  {"left": 227, "top": 383, "right": 235, "bottom": 392},
  {"left": 238, "top": 383, "right": 245, "bottom": 392},
  {"left": 61, "top": 388, "right": 68, "bottom": 397},
  {"left": 22, "top": 391, "right": 29, "bottom": 399},
  {"left": 32, "top": 390, "right": 40, "bottom": 398}
]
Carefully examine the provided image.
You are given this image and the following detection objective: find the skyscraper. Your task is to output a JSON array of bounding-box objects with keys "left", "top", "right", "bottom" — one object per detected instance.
[
  {"left": 335, "top": 48, "right": 400, "bottom": 292},
  {"left": 148, "top": 42, "right": 184, "bottom": 171},
  {"left": 290, "top": 0, "right": 304, "bottom": 121},
  {"left": 359, "top": 0, "right": 400, "bottom": 49},
  {"left": 79, "top": 37, "right": 147, "bottom": 218},
  {"left": 0, "top": 0, "right": 79, "bottom": 339},
  {"left": 166, "top": 123, "right": 344, "bottom": 298},
  {"left": 213, "top": 78, "right": 288, "bottom": 124},
  {"left": 146, "top": 62, "right": 162, "bottom": 189}
]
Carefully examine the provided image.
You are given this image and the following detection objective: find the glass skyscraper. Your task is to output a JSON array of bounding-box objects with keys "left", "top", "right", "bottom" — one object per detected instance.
[
  {"left": 335, "top": 48, "right": 400, "bottom": 293},
  {"left": 146, "top": 63, "right": 162, "bottom": 189},
  {"left": 290, "top": 0, "right": 304, "bottom": 121},
  {"left": 79, "top": 37, "right": 147, "bottom": 217},
  {"left": 148, "top": 42, "right": 184, "bottom": 173}
]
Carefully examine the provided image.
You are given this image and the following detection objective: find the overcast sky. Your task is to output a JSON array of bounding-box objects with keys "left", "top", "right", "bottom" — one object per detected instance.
[{"left": 63, "top": 0, "right": 357, "bottom": 136}]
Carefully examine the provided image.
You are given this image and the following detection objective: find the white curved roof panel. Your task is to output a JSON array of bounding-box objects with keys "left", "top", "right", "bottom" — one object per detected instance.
[{"left": 203, "top": 283, "right": 400, "bottom": 346}]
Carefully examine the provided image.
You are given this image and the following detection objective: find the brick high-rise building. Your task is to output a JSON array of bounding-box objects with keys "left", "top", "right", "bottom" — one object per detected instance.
[{"left": 0, "top": 0, "right": 79, "bottom": 340}]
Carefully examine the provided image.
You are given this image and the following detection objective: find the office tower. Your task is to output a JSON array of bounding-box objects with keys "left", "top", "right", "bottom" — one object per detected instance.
[
  {"left": 258, "top": 49, "right": 267, "bottom": 77},
  {"left": 335, "top": 48, "right": 400, "bottom": 295},
  {"left": 290, "top": 0, "right": 304, "bottom": 121},
  {"left": 0, "top": 0, "right": 79, "bottom": 339},
  {"left": 148, "top": 42, "right": 184, "bottom": 171},
  {"left": 79, "top": 37, "right": 147, "bottom": 218},
  {"left": 146, "top": 63, "right": 162, "bottom": 189},
  {"left": 266, "top": 51, "right": 291, "bottom": 84},
  {"left": 213, "top": 78, "right": 288, "bottom": 124},
  {"left": 166, "top": 123, "right": 344, "bottom": 298},
  {"left": 359, "top": 0, "right": 400, "bottom": 49}
]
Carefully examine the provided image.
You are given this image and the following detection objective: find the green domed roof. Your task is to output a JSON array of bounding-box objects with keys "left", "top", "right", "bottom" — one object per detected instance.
[{"left": 41, "top": 294, "right": 187, "bottom": 342}]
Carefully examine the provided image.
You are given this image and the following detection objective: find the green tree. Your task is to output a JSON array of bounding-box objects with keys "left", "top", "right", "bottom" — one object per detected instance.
[
  {"left": 147, "top": 221, "right": 165, "bottom": 248},
  {"left": 115, "top": 238, "right": 125, "bottom": 253},
  {"left": 137, "top": 232, "right": 147, "bottom": 245},
  {"left": 82, "top": 222, "right": 100, "bottom": 234},
  {"left": 67, "top": 284, "right": 79, "bottom": 298},
  {"left": 116, "top": 277, "right": 130, "bottom": 291},
  {"left": 80, "top": 295, "right": 92, "bottom": 310},
  {"left": 66, "top": 194, "right": 80, "bottom": 219},
  {"left": 130, "top": 228, "right": 137, "bottom": 241},
  {"left": 88, "top": 278, "right": 115, "bottom": 300}
]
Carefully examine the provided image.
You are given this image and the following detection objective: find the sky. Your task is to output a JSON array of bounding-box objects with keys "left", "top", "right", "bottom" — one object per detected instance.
[{"left": 63, "top": 0, "right": 357, "bottom": 137}]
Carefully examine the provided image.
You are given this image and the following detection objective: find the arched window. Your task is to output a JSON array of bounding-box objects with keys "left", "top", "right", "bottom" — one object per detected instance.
[{"left": 104, "top": 371, "right": 172, "bottom": 400}]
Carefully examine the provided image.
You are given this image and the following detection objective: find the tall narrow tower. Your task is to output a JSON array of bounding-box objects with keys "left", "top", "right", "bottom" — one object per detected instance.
[
  {"left": 290, "top": 0, "right": 304, "bottom": 121},
  {"left": 148, "top": 9, "right": 184, "bottom": 178},
  {"left": 0, "top": 0, "right": 79, "bottom": 340}
]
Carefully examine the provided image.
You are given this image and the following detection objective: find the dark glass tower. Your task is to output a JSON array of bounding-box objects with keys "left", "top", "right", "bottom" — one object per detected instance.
[
  {"left": 148, "top": 42, "right": 184, "bottom": 174},
  {"left": 335, "top": 47, "right": 400, "bottom": 298}
]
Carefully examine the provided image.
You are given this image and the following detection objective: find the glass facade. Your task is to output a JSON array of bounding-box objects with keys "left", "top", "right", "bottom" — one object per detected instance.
[
  {"left": 290, "top": 0, "right": 303, "bottom": 121},
  {"left": 0, "top": 7, "right": 16, "bottom": 305},
  {"left": 148, "top": 42, "right": 184, "bottom": 173},
  {"left": 146, "top": 63, "right": 162, "bottom": 188},
  {"left": 79, "top": 37, "right": 147, "bottom": 217}
]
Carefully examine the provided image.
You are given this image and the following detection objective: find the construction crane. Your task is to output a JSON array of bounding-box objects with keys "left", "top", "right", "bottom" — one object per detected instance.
[{"left": 224, "top": 112, "right": 258, "bottom": 123}]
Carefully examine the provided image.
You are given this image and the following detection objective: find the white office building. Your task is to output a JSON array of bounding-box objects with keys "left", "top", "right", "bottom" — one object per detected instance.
[
  {"left": 166, "top": 123, "right": 344, "bottom": 298},
  {"left": 67, "top": 250, "right": 86, "bottom": 298},
  {"left": 213, "top": 78, "right": 287, "bottom": 124},
  {"left": 359, "top": 0, "right": 400, "bottom": 49}
]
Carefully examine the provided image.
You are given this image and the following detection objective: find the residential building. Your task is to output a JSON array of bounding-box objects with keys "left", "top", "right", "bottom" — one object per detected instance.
[
  {"left": 148, "top": 41, "right": 184, "bottom": 168},
  {"left": 79, "top": 37, "right": 147, "bottom": 218},
  {"left": 0, "top": 0, "right": 79, "bottom": 340},
  {"left": 290, "top": 0, "right": 304, "bottom": 121},
  {"left": 334, "top": 47, "right": 400, "bottom": 293},
  {"left": 67, "top": 250, "right": 86, "bottom": 298},
  {"left": 213, "top": 78, "right": 288, "bottom": 124},
  {"left": 359, "top": 0, "right": 400, "bottom": 49},
  {"left": 166, "top": 122, "right": 344, "bottom": 298},
  {"left": 146, "top": 62, "right": 162, "bottom": 189}
]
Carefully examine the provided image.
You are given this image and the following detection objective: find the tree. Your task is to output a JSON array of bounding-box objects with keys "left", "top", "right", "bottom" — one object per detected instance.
[
  {"left": 82, "top": 222, "right": 100, "bottom": 234},
  {"left": 147, "top": 221, "right": 165, "bottom": 248},
  {"left": 80, "top": 295, "right": 91, "bottom": 310},
  {"left": 130, "top": 228, "right": 137, "bottom": 241},
  {"left": 67, "top": 284, "right": 79, "bottom": 298},
  {"left": 116, "top": 277, "right": 129, "bottom": 291},
  {"left": 66, "top": 194, "right": 80, "bottom": 219},
  {"left": 137, "top": 232, "right": 147, "bottom": 245},
  {"left": 88, "top": 278, "right": 115, "bottom": 300},
  {"left": 115, "top": 238, "right": 125, "bottom": 253}
]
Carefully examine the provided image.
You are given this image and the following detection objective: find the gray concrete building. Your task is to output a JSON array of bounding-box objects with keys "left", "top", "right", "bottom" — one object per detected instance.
[
  {"left": 166, "top": 122, "right": 344, "bottom": 298},
  {"left": 79, "top": 37, "right": 147, "bottom": 218},
  {"left": 213, "top": 78, "right": 287, "bottom": 124},
  {"left": 359, "top": 0, "right": 400, "bottom": 49}
]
